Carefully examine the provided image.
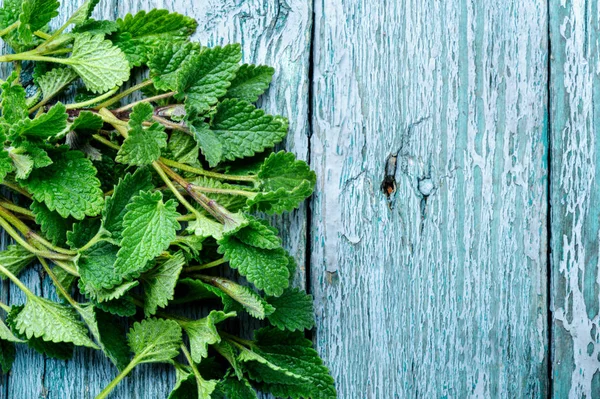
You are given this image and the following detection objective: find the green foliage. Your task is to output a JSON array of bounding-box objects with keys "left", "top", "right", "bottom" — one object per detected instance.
[{"left": 0, "top": 3, "right": 332, "bottom": 398}]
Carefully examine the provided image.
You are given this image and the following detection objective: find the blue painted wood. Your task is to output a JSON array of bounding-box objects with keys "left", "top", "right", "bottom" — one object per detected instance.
[
  {"left": 550, "top": 1, "right": 600, "bottom": 397},
  {"left": 309, "top": 0, "right": 549, "bottom": 397}
]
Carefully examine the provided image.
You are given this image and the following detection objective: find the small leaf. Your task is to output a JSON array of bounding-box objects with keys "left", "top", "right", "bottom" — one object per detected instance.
[
  {"left": 213, "top": 374, "right": 258, "bottom": 399},
  {"left": 210, "top": 99, "right": 288, "bottom": 162},
  {"left": 224, "top": 64, "right": 275, "bottom": 103},
  {"left": 35, "top": 67, "right": 78, "bottom": 102},
  {"left": 10, "top": 102, "right": 68, "bottom": 139},
  {"left": 0, "top": 149, "right": 13, "bottom": 181},
  {"left": 1, "top": 72, "right": 28, "bottom": 124},
  {"left": 128, "top": 318, "right": 182, "bottom": 364},
  {"left": 217, "top": 235, "right": 290, "bottom": 296},
  {"left": 235, "top": 217, "right": 282, "bottom": 250},
  {"left": 66, "top": 33, "right": 130, "bottom": 93},
  {"left": 189, "top": 119, "right": 222, "bottom": 168},
  {"left": 116, "top": 102, "right": 167, "bottom": 165},
  {"left": 114, "top": 191, "right": 180, "bottom": 279},
  {"left": 0, "top": 244, "right": 36, "bottom": 280},
  {"left": 148, "top": 41, "right": 200, "bottom": 91},
  {"left": 179, "top": 310, "right": 236, "bottom": 363},
  {"left": 266, "top": 288, "right": 315, "bottom": 331},
  {"left": 175, "top": 44, "right": 241, "bottom": 115},
  {"left": 30, "top": 200, "right": 74, "bottom": 246},
  {"left": 20, "top": 150, "right": 104, "bottom": 219},
  {"left": 140, "top": 251, "right": 185, "bottom": 317},
  {"left": 205, "top": 277, "right": 274, "bottom": 320},
  {"left": 18, "top": 0, "right": 59, "bottom": 44}
]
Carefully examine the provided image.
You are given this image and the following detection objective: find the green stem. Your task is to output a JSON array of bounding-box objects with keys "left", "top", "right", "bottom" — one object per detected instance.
[
  {"left": 220, "top": 331, "right": 254, "bottom": 349},
  {"left": 0, "top": 215, "right": 73, "bottom": 260},
  {"left": 0, "top": 21, "right": 19, "bottom": 38},
  {"left": 159, "top": 157, "right": 258, "bottom": 183},
  {"left": 36, "top": 256, "right": 80, "bottom": 310},
  {"left": 191, "top": 184, "right": 256, "bottom": 198},
  {"left": 0, "top": 200, "right": 33, "bottom": 217},
  {"left": 94, "top": 79, "right": 154, "bottom": 110},
  {"left": 0, "top": 53, "right": 70, "bottom": 63},
  {"left": 181, "top": 344, "right": 207, "bottom": 389},
  {"left": 65, "top": 87, "right": 120, "bottom": 110},
  {"left": 99, "top": 108, "right": 129, "bottom": 136},
  {"left": 78, "top": 228, "right": 105, "bottom": 252},
  {"left": 184, "top": 258, "right": 226, "bottom": 273},
  {"left": 0, "top": 300, "right": 10, "bottom": 313},
  {"left": 33, "top": 30, "right": 51, "bottom": 40},
  {"left": 95, "top": 359, "right": 138, "bottom": 399},
  {"left": 177, "top": 213, "right": 196, "bottom": 222},
  {"left": 0, "top": 262, "right": 32, "bottom": 297},
  {"left": 0, "top": 206, "right": 77, "bottom": 255},
  {"left": 113, "top": 91, "right": 175, "bottom": 113},
  {"left": 92, "top": 134, "right": 121, "bottom": 151},
  {"left": 51, "top": 259, "right": 79, "bottom": 277},
  {"left": 151, "top": 162, "right": 202, "bottom": 218}
]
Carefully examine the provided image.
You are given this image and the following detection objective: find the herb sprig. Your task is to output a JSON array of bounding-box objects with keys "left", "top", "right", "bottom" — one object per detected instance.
[{"left": 0, "top": 1, "right": 335, "bottom": 398}]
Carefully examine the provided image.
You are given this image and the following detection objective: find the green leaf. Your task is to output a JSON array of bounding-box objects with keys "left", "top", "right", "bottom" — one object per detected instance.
[
  {"left": 189, "top": 119, "right": 222, "bottom": 168},
  {"left": 34, "top": 67, "right": 78, "bottom": 101},
  {"left": 175, "top": 44, "right": 241, "bottom": 115},
  {"left": 30, "top": 200, "right": 74, "bottom": 246},
  {"left": 52, "top": 265, "right": 77, "bottom": 302},
  {"left": 116, "top": 102, "right": 167, "bottom": 165},
  {"left": 189, "top": 177, "right": 248, "bottom": 214},
  {"left": 213, "top": 341, "right": 244, "bottom": 379},
  {"left": 6, "top": 305, "right": 74, "bottom": 360},
  {"left": 240, "top": 328, "right": 336, "bottom": 399},
  {"left": 114, "top": 191, "right": 180, "bottom": 278},
  {"left": 247, "top": 180, "right": 314, "bottom": 215},
  {"left": 258, "top": 151, "right": 316, "bottom": 193},
  {"left": 20, "top": 150, "right": 104, "bottom": 219},
  {"left": 210, "top": 99, "right": 288, "bottom": 162},
  {"left": 217, "top": 235, "right": 290, "bottom": 296},
  {"left": 148, "top": 41, "right": 200, "bottom": 91},
  {"left": 206, "top": 277, "right": 274, "bottom": 320},
  {"left": 140, "top": 251, "right": 185, "bottom": 317},
  {"left": 9, "top": 102, "right": 68, "bottom": 139},
  {"left": 179, "top": 310, "right": 235, "bottom": 363},
  {"left": 171, "top": 278, "right": 218, "bottom": 305},
  {"left": 213, "top": 374, "right": 258, "bottom": 399},
  {"left": 18, "top": 0, "right": 59, "bottom": 44},
  {"left": 0, "top": 318, "right": 22, "bottom": 374},
  {"left": 128, "top": 318, "right": 182, "bottom": 364},
  {"left": 1, "top": 72, "right": 27, "bottom": 124},
  {"left": 169, "top": 365, "right": 217, "bottom": 399},
  {"left": 0, "top": 149, "right": 13, "bottom": 181},
  {"left": 70, "top": 110, "right": 104, "bottom": 132},
  {"left": 13, "top": 295, "right": 98, "bottom": 349},
  {"left": 68, "top": 0, "right": 100, "bottom": 27},
  {"left": 93, "top": 296, "right": 136, "bottom": 317},
  {"left": 224, "top": 64, "right": 274, "bottom": 103},
  {"left": 8, "top": 151, "right": 33, "bottom": 178},
  {"left": 17, "top": 141, "right": 52, "bottom": 168},
  {"left": 66, "top": 217, "right": 101, "bottom": 249},
  {"left": 102, "top": 168, "right": 154, "bottom": 240},
  {"left": 266, "top": 288, "right": 314, "bottom": 332},
  {"left": 79, "top": 304, "right": 130, "bottom": 370},
  {"left": 0, "top": 244, "right": 36, "bottom": 280},
  {"left": 235, "top": 217, "right": 281, "bottom": 250},
  {"left": 73, "top": 18, "right": 118, "bottom": 35},
  {"left": 112, "top": 9, "right": 197, "bottom": 67},
  {"left": 66, "top": 33, "right": 130, "bottom": 93},
  {"left": 77, "top": 242, "right": 135, "bottom": 298}
]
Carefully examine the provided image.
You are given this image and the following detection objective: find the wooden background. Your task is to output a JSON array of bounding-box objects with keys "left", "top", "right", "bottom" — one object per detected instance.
[{"left": 0, "top": 0, "right": 599, "bottom": 397}]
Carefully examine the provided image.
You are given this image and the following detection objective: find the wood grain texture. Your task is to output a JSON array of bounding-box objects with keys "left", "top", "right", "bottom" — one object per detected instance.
[
  {"left": 309, "top": 0, "right": 549, "bottom": 397},
  {"left": 550, "top": 1, "right": 600, "bottom": 397}
]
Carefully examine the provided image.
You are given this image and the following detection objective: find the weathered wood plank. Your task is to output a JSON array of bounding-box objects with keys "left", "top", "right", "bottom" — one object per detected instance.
[
  {"left": 0, "top": 0, "right": 312, "bottom": 398},
  {"left": 310, "top": 0, "right": 549, "bottom": 397},
  {"left": 549, "top": 1, "right": 600, "bottom": 397}
]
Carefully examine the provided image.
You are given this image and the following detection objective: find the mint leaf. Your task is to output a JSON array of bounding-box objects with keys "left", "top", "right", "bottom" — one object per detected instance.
[
  {"left": 172, "top": 278, "right": 218, "bottom": 305},
  {"left": 128, "top": 318, "right": 182, "bottom": 364},
  {"left": 206, "top": 277, "right": 274, "bottom": 319},
  {"left": 0, "top": 244, "right": 36, "bottom": 280},
  {"left": 116, "top": 102, "right": 167, "bottom": 165},
  {"left": 0, "top": 318, "right": 23, "bottom": 374},
  {"left": 114, "top": 191, "right": 180, "bottom": 278},
  {"left": 241, "top": 328, "right": 336, "bottom": 399},
  {"left": 266, "top": 288, "right": 314, "bottom": 332},
  {"left": 258, "top": 151, "right": 316, "bottom": 193},
  {"left": 9, "top": 102, "right": 68, "bottom": 139},
  {"left": 217, "top": 235, "right": 290, "bottom": 296},
  {"left": 112, "top": 9, "right": 197, "bottom": 67},
  {"left": 102, "top": 167, "right": 154, "bottom": 240},
  {"left": 148, "top": 41, "right": 200, "bottom": 91},
  {"left": 18, "top": 0, "right": 59, "bottom": 44},
  {"left": 94, "top": 296, "right": 136, "bottom": 317},
  {"left": 14, "top": 295, "right": 99, "bottom": 349},
  {"left": 70, "top": 110, "right": 104, "bottom": 131},
  {"left": 66, "top": 217, "right": 101, "bottom": 248},
  {"left": 175, "top": 44, "right": 241, "bottom": 115},
  {"left": 167, "top": 129, "right": 199, "bottom": 165},
  {"left": 0, "top": 149, "right": 13, "bottom": 181},
  {"left": 78, "top": 242, "right": 127, "bottom": 295},
  {"left": 179, "top": 310, "right": 235, "bottom": 363},
  {"left": 235, "top": 217, "right": 282, "bottom": 250},
  {"left": 30, "top": 200, "right": 74, "bottom": 245},
  {"left": 213, "top": 374, "right": 258, "bottom": 399},
  {"left": 224, "top": 64, "right": 274, "bottom": 103},
  {"left": 66, "top": 33, "right": 130, "bottom": 93},
  {"left": 169, "top": 365, "right": 217, "bottom": 399},
  {"left": 140, "top": 251, "right": 185, "bottom": 317},
  {"left": 210, "top": 99, "right": 288, "bottom": 162},
  {"left": 20, "top": 150, "right": 104, "bottom": 219},
  {"left": 1, "top": 72, "right": 27, "bottom": 124},
  {"left": 189, "top": 119, "right": 222, "bottom": 168},
  {"left": 35, "top": 67, "right": 78, "bottom": 103},
  {"left": 68, "top": 0, "right": 100, "bottom": 27}
]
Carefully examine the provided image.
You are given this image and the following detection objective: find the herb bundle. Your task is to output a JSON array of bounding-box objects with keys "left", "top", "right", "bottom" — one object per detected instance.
[{"left": 0, "top": 1, "right": 335, "bottom": 398}]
